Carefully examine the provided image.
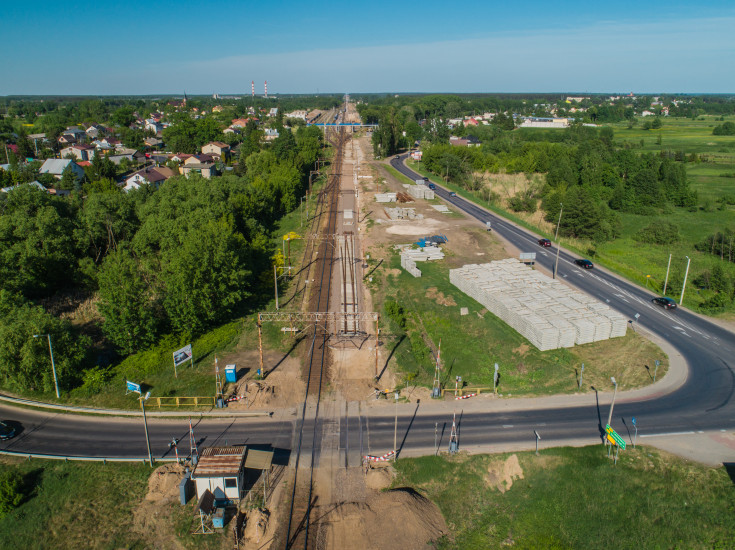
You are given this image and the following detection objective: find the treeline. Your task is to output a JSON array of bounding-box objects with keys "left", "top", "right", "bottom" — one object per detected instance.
[
  {"left": 0, "top": 125, "right": 324, "bottom": 394},
  {"left": 419, "top": 124, "right": 695, "bottom": 241}
]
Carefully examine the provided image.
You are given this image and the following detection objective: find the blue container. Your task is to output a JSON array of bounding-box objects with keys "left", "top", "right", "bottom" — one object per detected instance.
[
  {"left": 212, "top": 507, "right": 225, "bottom": 529},
  {"left": 225, "top": 364, "right": 237, "bottom": 383}
]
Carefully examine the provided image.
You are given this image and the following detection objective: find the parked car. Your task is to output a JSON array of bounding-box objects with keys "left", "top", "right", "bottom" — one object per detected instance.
[
  {"left": 0, "top": 420, "right": 16, "bottom": 440},
  {"left": 575, "top": 259, "right": 594, "bottom": 269},
  {"left": 652, "top": 297, "right": 677, "bottom": 310},
  {"left": 538, "top": 238, "right": 551, "bottom": 247},
  {"left": 449, "top": 192, "right": 457, "bottom": 197}
]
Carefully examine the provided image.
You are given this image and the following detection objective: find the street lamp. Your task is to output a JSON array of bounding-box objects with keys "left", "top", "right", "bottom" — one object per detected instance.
[
  {"left": 139, "top": 391, "right": 153, "bottom": 467},
  {"left": 553, "top": 203, "right": 563, "bottom": 279},
  {"left": 680, "top": 256, "right": 691, "bottom": 306},
  {"left": 33, "top": 334, "right": 60, "bottom": 399},
  {"left": 607, "top": 376, "right": 618, "bottom": 429}
]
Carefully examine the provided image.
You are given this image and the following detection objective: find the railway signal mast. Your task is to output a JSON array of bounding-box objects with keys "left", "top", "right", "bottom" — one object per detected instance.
[{"left": 432, "top": 340, "right": 442, "bottom": 398}]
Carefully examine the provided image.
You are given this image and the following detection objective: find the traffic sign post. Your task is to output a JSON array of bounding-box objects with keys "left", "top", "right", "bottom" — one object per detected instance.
[
  {"left": 493, "top": 363, "right": 499, "bottom": 394},
  {"left": 605, "top": 424, "right": 626, "bottom": 450},
  {"left": 654, "top": 360, "right": 660, "bottom": 383},
  {"left": 632, "top": 417, "right": 638, "bottom": 448},
  {"left": 534, "top": 430, "right": 541, "bottom": 455}
]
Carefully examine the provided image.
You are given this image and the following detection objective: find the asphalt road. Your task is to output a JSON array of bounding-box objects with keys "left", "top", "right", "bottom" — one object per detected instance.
[{"left": 1, "top": 156, "right": 734, "bottom": 464}]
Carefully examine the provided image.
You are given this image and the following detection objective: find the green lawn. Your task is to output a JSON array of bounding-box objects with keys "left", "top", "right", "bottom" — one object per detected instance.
[
  {"left": 393, "top": 446, "right": 735, "bottom": 549},
  {"left": 375, "top": 249, "right": 666, "bottom": 396},
  {"left": 0, "top": 458, "right": 228, "bottom": 549}
]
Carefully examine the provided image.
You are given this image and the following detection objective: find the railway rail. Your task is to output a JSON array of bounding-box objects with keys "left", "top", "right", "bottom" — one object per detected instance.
[{"left": 281, "top": 127, "right": 347, "bottom": 550}]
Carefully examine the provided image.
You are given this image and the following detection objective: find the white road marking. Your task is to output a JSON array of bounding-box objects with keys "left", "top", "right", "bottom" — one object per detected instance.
[
  {"left": 502, "top": 424, "right": 514, "bottom": 428},
  {"left": 640, "top": 431, "right": 695, "bottom": 438}
]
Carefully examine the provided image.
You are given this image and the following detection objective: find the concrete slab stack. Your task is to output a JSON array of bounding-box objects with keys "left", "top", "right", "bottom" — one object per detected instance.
[
  {"left": 375, "top": 193, "right": 397, "bottom": 203},
  {"left": 407, "top": 185, "right": 435, "bottom": 200},
  {"left": 449, "top": 259, "right": 627, "bottom": 350}
]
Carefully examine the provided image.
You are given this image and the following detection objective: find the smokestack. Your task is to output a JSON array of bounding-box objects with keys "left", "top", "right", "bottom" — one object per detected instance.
[
  {"left": 251, "top": 80, "right": 254, "bottom": 97},
  {"left": 264, "top": 80, "right": 268, "bottom": 99}
]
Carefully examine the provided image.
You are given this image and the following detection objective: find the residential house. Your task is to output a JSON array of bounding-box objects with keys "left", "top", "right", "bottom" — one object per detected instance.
[
  {"left": 169, "top": 153, "right": 193, "bottom": 164},
  {"left": 202, "top": 141, "right": 230, "bottom": 159},
  {"left": 180, "top": 161, "right": 219, "bottom": 179},
  {"left": 123, "top": 166, "right": 176, "bottom": 192},
  {"left": 85, "top": 124, "right": 106, "bottom": 139},
  {"left": 108, "top": 148, "right": 145, "bottom": 165},
  {"left": 268, "top": 107, "right": 278, "bottom": 117},
  {"left": 61, "top": 127, "right": 87, "bottom": 143},
  {"left": 1, "top": 180, "right": 47, "bottom": 194},
  {"left": 144, "top": 137, "right": 163, "bottom": 149},
  {"left": 184, "top": 154, "right": 215, "bottom": 165},
  {"left": 145, "top": 119, "right": 164, "bottom": 135},
  {"left": 223, "top": 127, "right": 241, "bottom": 135},
  {"left": 60, "top": 144, "right": 96, "bottom": 162},
  {"left": 231, "top": 118, "right": 250, "bottom": 128},
  {"left": 58, "top": 133, "right": 77, "bottom": 146},
  {"left": 263, "top": 128, "right": 279, "bottom": 141},
  {"left": 449, "top": 135, "right": 482, "bottom": 147},
  {"left": 39, "top": 158, "right": 86, "bottom": 181}
]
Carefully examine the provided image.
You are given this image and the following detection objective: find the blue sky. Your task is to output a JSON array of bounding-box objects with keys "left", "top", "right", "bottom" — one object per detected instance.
[{"left": 1, "top": 1, "right": 733, "bottom": 95}]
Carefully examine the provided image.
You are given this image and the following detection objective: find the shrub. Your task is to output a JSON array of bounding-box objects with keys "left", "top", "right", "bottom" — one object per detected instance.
[
  {"left": 0, "top": 468, "right": 24, "bottom": 518},
  {"left": 384, "top": 300, "right": 407, "bottom": 331},
  {"left": 634, "top": 221, "right": 680, "bottom": 245}
]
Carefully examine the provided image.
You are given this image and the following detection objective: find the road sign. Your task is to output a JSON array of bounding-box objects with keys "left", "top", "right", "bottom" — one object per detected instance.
[
  {"left": 631, "top": 417, "right": 636, "bottom": 426},
  {"left": 126, "top": 380, "right": 141, "bottom": 394},
  {"left": 605, "top": 424, "right": 627, "bottom": 450},
  {"left": 607, "top": 434, "right": 617, "bottom": 445}
]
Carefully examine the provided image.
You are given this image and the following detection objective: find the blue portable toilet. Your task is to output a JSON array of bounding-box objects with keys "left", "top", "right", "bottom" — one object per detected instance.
[{"left": 225, "top": 364, "right": 237, "bottom": 383}]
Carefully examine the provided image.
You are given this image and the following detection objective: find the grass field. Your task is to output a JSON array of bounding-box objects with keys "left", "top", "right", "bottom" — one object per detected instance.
[
  {"left": 393, "top": 445, "right": 735, "bottom": 549},
  {"left": 372, "top": 247, "right": 666, "bottom": 396},
  {"left": 0, "top": 458, "right": 228, "bottom": 549}
]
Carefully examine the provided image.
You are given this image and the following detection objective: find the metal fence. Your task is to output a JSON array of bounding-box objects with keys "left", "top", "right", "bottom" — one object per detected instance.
[{"left": 0, "top": 448, "right": 179, "bottom": 464}]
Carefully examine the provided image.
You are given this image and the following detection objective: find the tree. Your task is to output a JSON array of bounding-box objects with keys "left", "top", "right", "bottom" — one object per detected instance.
[
  {"left": 0, "top": 187, "right": 80, "bottom": 298},
  {"left": 160, "top": 218, "right": 251, "bottom": 336},
  {"left": 0, "top": 290, "right": 90, "bottom": 393},
  {"left": 111, "top": 105, "right": 136, "bottom": 127},
  {"left": 97, "top": 246, "right": 158, "bottom": 354}
]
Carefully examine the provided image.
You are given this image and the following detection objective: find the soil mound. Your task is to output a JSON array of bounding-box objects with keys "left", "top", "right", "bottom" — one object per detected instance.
[
  {"left": 145, "top": 463, "right": 185, "bottom": 503},
  {"left": 321, "top": 487, "right": 447, "bottom": 550},
  {"left": 242, "top": 507, "right": 270, "bottom": 544},
  {"left": 485, "top": 454, "right": 524, "bottom": 493},
  {"left": 365, "top": 466, "right": 395, "bottom": 490}
]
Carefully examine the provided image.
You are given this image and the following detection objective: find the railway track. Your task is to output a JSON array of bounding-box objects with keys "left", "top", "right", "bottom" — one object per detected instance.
[{"left": 280, "top": 127, "right": 346, "bottom": 550}]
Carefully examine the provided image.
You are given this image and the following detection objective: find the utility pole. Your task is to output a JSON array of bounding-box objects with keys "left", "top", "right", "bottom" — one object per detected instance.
[
  {"left": 434, "top": 422, "right": 438, "bottom": 455},
  {"left": 578, "top": 363, "right": 584, "bottom": 390},
  {"left": 553, "top": 203, "right": 563, "bottom": 279},
  {"left": 274, "top": 265, "right": 279, "bottom": 310},
  {"left": 663, "top": 253, "right": 672, "bottom": 295},
  {"left": 140, "top": 392, "right": 153, "bottom": 467},
  {"left": 680, "top": 256, "right": 691, "bottom": 306},
  {"left": 393, "top": 392, "right": 399, "bottom": 461},
  {"left": 33, "top": 334, "right": 60, "bottom": 399},
  {"left": 432, "top": 340, "right": 442, "bottom": 398}
]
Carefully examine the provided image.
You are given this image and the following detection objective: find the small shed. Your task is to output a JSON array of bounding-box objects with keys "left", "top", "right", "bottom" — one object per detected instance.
[{"left": 191, "top": 446, "right": 246, "bottom": 502}]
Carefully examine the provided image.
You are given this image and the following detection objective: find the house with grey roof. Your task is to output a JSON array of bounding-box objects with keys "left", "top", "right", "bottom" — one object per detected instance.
[{"left": 39, "top": 159, "right": 86, "bottom": 181}]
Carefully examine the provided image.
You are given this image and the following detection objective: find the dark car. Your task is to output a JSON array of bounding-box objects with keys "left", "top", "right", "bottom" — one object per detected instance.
[
  {"left": 423, "top": 176, "right": 429, "bottom": 181},
  {"left": 0, "top": 420, "right": 16, "bottom": 440},
  {"left": 575, "top": 259, "right": 594, "bottom": 269},
  {"left": 394, "top": 155, "right": 400, "bottom": 160},
  {"left": 538, "top": 238, "right": 551, "bottom": 247},
  {"left": 428, "top": 183, "right": 436, "bottom": 190},
  {"left": 449, "top": 191, "right": 457, "bottom": 197},
  {"left": 652, "top": 297, "right": 677, "bottom": 310}
]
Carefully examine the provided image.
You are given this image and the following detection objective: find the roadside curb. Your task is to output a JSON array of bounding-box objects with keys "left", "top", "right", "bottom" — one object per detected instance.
[{"left": 0, "top": 393, "right": 271, "bottom": 418}]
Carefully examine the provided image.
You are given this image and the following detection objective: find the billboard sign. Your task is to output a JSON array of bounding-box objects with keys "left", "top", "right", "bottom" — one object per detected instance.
[
  {"left": 173, "top": 344, "right": 193, "bottom": 367},
  {"left": 126, "top": 380, "right": 141, "bottom": 394}
]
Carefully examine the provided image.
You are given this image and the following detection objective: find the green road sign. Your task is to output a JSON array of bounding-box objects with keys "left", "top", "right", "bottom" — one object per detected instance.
[{"left": 605, "top": 424, "right": 626, "bottom": 450}]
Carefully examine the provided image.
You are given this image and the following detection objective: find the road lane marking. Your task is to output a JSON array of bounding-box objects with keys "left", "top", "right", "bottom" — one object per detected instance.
[
  {"left": 502, "top": 425, "right": 514, "bottom": 428},
  {"left": 639, "top": 431, "right": 695, "bottom": 438}
]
